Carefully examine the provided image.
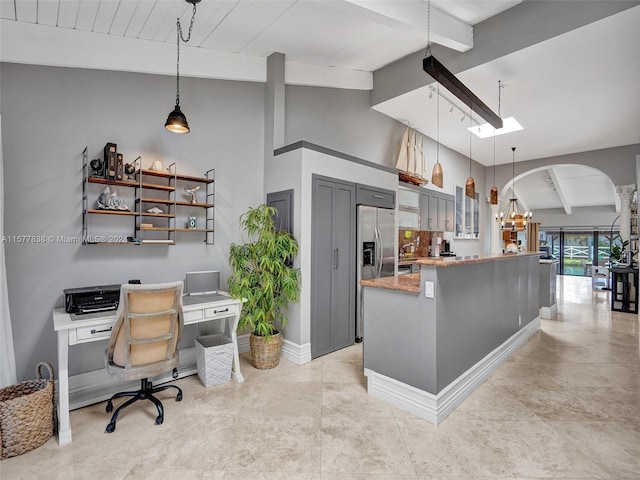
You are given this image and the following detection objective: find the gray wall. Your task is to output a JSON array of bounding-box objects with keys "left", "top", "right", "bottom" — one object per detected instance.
[
  {"left": 1, "top": 63, "right": 265, "bottom": 381},
  {"left": 285, "top": 85, "right": 404, "bottom": 168}
]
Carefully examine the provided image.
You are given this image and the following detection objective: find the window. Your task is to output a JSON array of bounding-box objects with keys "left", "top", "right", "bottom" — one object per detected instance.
[{"left": 455, "top": 185, "right": 480, "bottom": 239}]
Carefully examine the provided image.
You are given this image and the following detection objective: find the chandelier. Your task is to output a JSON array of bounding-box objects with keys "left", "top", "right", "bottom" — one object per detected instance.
[{"left": 496, "top": 147, "right": 532, "bottom": 231}]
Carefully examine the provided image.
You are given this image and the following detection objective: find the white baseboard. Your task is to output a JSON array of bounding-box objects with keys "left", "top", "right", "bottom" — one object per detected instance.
[
  {"left": 539, "top": 304, "right": 557, "bottom": 319},
  {"left": 237, "top": 333, "right": 311, "bottom": 365},
  {"left": 365, "top": 318, "right": 540, "bottom": 424},
  {"left": 282, "top": 339, "right": 312, "bottom": 365}
]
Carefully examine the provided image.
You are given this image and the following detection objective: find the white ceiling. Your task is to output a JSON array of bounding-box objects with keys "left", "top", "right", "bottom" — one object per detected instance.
[{"left": 1, "top": 0, "right": 638, "bottom": 214}]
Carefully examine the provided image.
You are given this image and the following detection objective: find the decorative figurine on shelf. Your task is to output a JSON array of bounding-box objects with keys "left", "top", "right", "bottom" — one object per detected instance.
[
  {"left": 187, "top": 216, "right": 197, "bottom": 229},
  {"left": 124, "top": 163, "right": 136, "bottom": 181},
  {"left": 97, "top": 186, "right": 129, "bottom": 211},
  {"left": 150, "top": 158, "right": 163, "bottom": 171},
  {"left": 147, "top": 206, "right": 164, "bottom": 214},
  {"left": 90, "top": 158, "right": 104, "bottom": 177},
  {"left": 184, "top": 185, "right": 200, "bottom": 204}
]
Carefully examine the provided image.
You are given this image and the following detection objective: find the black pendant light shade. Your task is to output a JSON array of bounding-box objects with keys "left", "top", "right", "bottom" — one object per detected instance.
[
  {"left": 165, "top": 0, "right": 199, "bottom": 134},
  {"left": 165, "top": 104, "right": 190, "bottom": 134}
]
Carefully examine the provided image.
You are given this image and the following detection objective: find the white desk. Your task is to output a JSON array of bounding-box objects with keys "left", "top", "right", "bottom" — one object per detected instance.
[{"left": 53, "top": 293, "right": 244, "bottom": 445}]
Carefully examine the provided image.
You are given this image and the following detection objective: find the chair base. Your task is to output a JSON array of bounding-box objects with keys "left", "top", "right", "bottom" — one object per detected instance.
[{"left": 105, "top": 375, "right": 182, "bottom": 433}]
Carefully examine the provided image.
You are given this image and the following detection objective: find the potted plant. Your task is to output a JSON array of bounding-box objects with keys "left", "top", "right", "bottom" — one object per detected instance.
[
  {"left": 228, "top": 204, "right": 301, "bottom": 369},
  {"left": 610, "top": 239, "right": 629, "bottom": 265}
]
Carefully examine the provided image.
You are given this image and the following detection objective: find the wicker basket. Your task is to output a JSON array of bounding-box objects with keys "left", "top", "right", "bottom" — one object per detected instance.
[
  {"left": 249, "top": 332, "right": 283, "bottom": 369},
  {"left": 0, "top": 362, "right": 55, "bottom": 460}
]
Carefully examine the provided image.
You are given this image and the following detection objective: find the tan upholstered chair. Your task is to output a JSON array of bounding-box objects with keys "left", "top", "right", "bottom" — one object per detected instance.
[{"left": 104, "top": 282, "right": 184, "bottom": 433}]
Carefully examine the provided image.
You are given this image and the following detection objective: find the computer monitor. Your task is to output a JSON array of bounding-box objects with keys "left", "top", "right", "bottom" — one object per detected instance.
[{"left": 185, "top": 270, "right": 220, "bottom": 295}]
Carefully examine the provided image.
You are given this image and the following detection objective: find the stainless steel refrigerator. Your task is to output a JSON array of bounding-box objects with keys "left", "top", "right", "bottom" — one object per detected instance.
[{"left": 356, "top": 205, "right": 396, "bottom": 342}]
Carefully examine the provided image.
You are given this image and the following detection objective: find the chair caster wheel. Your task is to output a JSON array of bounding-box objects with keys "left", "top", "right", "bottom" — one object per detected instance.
[
  {"left": 106, "top": 401, "right": 113, "bottom": 413},
  {"left": 105, "top": 423, "right": 116, "bottom": 433},
  {"left": 155, "top": 415, "right": 164, "bottom": 425},
  {"left": 176, "top": 392, "right": 183, "bottom": 402}
]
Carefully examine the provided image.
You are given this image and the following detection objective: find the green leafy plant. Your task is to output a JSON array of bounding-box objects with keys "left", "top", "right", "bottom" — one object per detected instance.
[
  {"left": 610, "top": 239, "right": 629, "bottom": 263},
  {"left": 228, "top": 204, "right": 301, "bottom": 338}
]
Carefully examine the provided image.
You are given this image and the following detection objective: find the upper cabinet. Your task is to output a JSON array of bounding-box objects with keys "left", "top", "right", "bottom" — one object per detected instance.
[
  {"left": 356, "top": 184, "right": 395, "bottom": 210},
  {"left": 398, "top": 184, "right": 420, "bottom": 230},
  {"left": 420, "top": 190, "right": 454, "bottom": 233}
]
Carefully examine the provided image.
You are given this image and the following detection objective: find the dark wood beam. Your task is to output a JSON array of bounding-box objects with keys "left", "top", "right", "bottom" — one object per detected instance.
[{"left": 423, "top": 55, "right": 503, "bottom": 130}]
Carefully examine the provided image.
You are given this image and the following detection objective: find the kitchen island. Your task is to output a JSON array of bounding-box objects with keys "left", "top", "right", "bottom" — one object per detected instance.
[{"left": 361, "top": 253, "right": 540, "bottom": 424}]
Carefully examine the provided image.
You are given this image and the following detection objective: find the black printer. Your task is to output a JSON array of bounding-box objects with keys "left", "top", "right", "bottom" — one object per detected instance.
[{"left": 64, "top": 284, "right": 121, "bottom": 315}]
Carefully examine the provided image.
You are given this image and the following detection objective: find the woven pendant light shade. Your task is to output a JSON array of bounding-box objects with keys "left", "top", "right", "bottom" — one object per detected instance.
[
  {"left": 431, "top": 162, "right": 443, "bottom": 188},
  {"left": 490, "top": 186, "right": 498, "bottom": 205},
  {"left": 465, "top": 177, "right": 475, "bottom": 198}
]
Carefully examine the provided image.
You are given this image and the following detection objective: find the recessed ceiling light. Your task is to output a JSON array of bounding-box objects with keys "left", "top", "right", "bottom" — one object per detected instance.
[{"left": 468, "top": 117, "right": 523, "bottom": 139}]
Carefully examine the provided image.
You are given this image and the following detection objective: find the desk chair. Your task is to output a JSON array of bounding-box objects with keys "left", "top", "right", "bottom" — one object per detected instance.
[{"left": 104, "top": 282, "right": 184, "bottom": 433}]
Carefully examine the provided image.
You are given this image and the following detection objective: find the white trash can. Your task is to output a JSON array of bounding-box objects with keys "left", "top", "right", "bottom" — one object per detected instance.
[{"left": 195, "top": 333, "right": 234, "bottom": 387}]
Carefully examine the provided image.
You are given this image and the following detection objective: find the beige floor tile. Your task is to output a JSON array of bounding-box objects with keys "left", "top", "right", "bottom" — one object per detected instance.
[
  {"left": 397, "top": 414, "right": 511, "bottom": 477},
  {"left": 456, "top": 382, "right": 541, "bottom": 421},
  {"left": 548, "top": 420, "right": 640, "bottom": 478},
  {"left": 321, "top": 414, "right": 416, "bottom": 475},
  {"left": 469, "top": 419, "right": 611, "bottom": 478},
  {"left": 322, "top": 381, "right": 396, "bottom": 418}
]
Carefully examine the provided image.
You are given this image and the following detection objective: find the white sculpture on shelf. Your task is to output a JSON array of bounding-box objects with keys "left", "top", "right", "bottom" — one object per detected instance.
[
  {"left": 147, "top": 207, "right": 164, "bottom": 214},
  {"left": 97, "top": 186, "right": 129, "bottom": 211},
  {"left": 184, "top": 185, "right": 200, "bottom": 204}
]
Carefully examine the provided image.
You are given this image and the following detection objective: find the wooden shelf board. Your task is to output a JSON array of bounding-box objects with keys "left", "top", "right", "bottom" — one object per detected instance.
[
  {"left": 88, "top": 176, "right": 174, "bottom": 192},
  {"left": 139, "top": 227, "right": 173, "bottom": 231},
  {"left": 138, "top": 213, "right": 174, "bottom": 218},
  {"left": 175, "top": 228, "right": 214, "bottom": 233},
  {"left": 140, "top": 240, "right": 175, "bottom": 245},
  {"left": 83, "top": 241, "right": 140, "bottom": 246},
  {"left": 86, "top": 209, "right": 137, "bottom": 216},
  {"left": 138, "top": 169, "right": 214, "bottom": 184},
  {"left": 175, "top": 201, "right": 214, "bottom": 208}
]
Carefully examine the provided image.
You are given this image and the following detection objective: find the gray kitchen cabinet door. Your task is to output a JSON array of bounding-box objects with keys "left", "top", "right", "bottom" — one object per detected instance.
[
  {"left": 267, "top": 189, "right": 293, "bottom": 233},
  {"left": 311, "top": 175, "right": 356, "bottom": 358},
  {"left": 437, "top": 195, "right": 448, "bottom": 231},
  {"left": 446, "top": 197, "right": 455, "bottom": 232}
]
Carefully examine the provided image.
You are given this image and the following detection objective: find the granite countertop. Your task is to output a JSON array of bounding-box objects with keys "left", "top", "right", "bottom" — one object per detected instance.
[
  {"left": 416, "top": 252, "right": 541, "bottom": 268},
  {"left": 361, "top": 273, "right": 420, "bottom": 293}
]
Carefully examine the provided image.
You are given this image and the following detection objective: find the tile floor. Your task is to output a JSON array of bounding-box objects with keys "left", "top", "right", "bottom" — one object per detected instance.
[{"left": 2, "top": 275, "right": 639, "bottom": 479}]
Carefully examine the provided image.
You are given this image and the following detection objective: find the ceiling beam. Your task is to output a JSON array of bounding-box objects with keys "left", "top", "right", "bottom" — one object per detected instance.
[
  {"left": 336, "top": 0, "right": 473, "bottom": 52},
  {"left": 547, "top": 167, "right": 572, "bottom": 215}
]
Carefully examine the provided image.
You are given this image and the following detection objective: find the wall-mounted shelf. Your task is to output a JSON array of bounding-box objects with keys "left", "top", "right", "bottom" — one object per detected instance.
[{"left": 82, "top": 147, "right": 215, "bottom": 245}]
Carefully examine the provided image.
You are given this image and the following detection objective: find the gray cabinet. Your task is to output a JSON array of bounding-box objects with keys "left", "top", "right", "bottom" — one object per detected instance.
[
  {"left": 420, "top": 190, "right": 455, "bottom": 232},
  {"left": 356, "top": 184, "right": 395, "bottom": 209},
  {"left": 311, "top": 175, "right": 356, "bottom": 358}
]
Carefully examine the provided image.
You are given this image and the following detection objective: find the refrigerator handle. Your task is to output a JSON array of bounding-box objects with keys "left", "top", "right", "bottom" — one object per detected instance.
[
  {"left": 374, "top": 227, "right": 382, "bottom": 278},
  {"left": 335, "top": 248, "right": 339, "bottom": 270}
]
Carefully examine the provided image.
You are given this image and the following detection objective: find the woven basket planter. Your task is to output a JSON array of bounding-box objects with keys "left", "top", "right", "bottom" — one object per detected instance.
[
  {"left": 249, "top": 332, "right": 283, "bottom": 369},
  {"left": 0, "top": 362, "right": 55, "bottom": 460}
]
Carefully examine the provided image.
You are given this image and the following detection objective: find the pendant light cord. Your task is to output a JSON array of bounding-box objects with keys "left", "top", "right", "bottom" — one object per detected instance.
[
  {"left": 175, "top": 2, "right": 198, "bottom": 106},
  {"left": 436, "top": 84, "right": 439, "bottom": 165},
  {"left": 424, "top": 1, "right": 431, "bottom": 57},
  {"left": 469, "top": 104, "right": 472, "bottom": 177}
]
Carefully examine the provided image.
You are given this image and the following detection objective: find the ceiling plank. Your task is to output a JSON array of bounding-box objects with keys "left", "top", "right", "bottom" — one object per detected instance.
[
  {"left": 124, "top": 0, "right": 153, "bottom": 38},
  {"left": 332, "top": 0, "right": 473, "bottom": 52},
  {"left": 92, "top": 0, "right": 119, "bottom": 33},
  {"left": 109, "top": 0, "right": 139, "bottom": 36},
  {"left": 16, "top": 0, "right": 37, "bottom": 23},
  {"left": 37, "top": 0, "right": 59, "bottom": 26},
  {"left": 57, "top": 0, "right": 79, "bottom": 28},
  {"left": 547, "top": 166, "right": 572, "bottom": 215},
  {"left": 75, "top": 0, "right": 100, "bottom": 31},
  {"left": 187, "top": 1, "right": 239, "bottom": 47}
]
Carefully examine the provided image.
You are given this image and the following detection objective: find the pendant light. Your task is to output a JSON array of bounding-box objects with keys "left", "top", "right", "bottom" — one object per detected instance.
[
  {"left": 497, "top": 147, "right": 533, "bottom": 230},
  {"left": 432, "top": 83, "right": 444, "bottom": 188},
  {"left": 165, "top": 0, "right": 200, "bottom": 134},
  {"left": 424, "top": 1, "right": 443, "bottom": 188},
  {"left": 465, "top": 104, "right": 475, "bottom": 199},
  {"left": 489, "top": 81, "right": 502, "bottom": 205}
]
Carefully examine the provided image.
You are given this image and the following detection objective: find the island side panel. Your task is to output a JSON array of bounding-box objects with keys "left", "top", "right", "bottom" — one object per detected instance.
[
  {"left": 362, "top": 287, "right": 437, "bottom": 393},
  {"left": 431, "top": 254, "right": 539, "bottom": 393}
]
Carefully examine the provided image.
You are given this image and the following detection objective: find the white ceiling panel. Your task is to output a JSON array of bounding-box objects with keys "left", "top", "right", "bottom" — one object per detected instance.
[
  {"left": 37, "top": 0, "right": 59, "bottom": 26},
  {"left": 75, "top": 0, "right": 100, "bottom": 31},
  {"left": 431, "top": 0, "right": 521, "bottom": 25},
  {"left": 109, "top": 0, "right": 139, "bottom": 36},
  {"left": 123, "top": 0, "right": 154, "bottom": 37},
  {"left": 137, "top": 0, "right": 178, "bottom": 40},
  {"left": 199, "top": 1, "right": 294, "bottom": 52},
  {"left": 56, "top": 0, "right": 80, "bottom": 28},
  {"left": 15, "top": 0, "right": 36, "bottom": 23},
  {"left": 92, "top": 0, "right": 119, "bottom": 34},
  {"left": 187, "top": 1, "right": 239, "bottom": 46}
]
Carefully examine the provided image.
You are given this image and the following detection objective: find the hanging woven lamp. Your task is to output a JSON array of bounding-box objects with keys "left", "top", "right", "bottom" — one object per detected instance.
[
  {"left": 431, "top": 84, "right": 443, "bottom": 187},
  {"left": 465, "top": 105, "right": 475, "bottom": 199}
]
